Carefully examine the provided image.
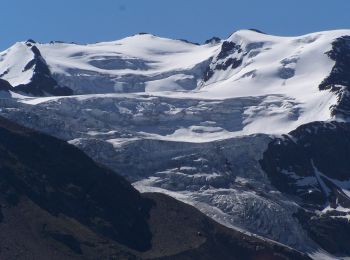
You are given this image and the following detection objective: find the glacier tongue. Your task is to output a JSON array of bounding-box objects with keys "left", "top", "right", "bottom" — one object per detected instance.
[{"left": 131, "top": 135, "right": 317, "bottom": 252}]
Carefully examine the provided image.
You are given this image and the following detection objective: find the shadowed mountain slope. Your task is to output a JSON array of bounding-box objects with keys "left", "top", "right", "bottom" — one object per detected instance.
[{"left": 0, "top": 117, "right": 309, "bottom": 259}]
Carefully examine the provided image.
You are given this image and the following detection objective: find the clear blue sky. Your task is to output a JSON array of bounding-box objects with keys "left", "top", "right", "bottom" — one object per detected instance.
[{"left": 1, "top": 0, "right": 350, "bottom": 50}]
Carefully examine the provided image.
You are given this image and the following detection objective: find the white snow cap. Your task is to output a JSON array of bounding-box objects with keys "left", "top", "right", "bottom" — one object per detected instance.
[{"left": 2, "top": 29, "right": 350, "bottom": 138}]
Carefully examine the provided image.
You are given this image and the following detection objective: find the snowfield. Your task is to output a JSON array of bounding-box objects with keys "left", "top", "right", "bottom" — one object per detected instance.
[{"left": 1, "top": 29, "right": 345, "bottom": 136}]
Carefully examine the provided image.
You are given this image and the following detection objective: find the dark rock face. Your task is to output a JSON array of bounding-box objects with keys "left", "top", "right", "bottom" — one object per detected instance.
[
  {"left": 217, "top": 41, "right": 242, "bottom": 60},
  {"left": 14, "top": 44, "right": 73, "bottom": 96},
  {"left": 204, "top": 37, "right": 221, "bottom": 45},
  {"left": 203, "top": 67, "right": 215, "bottom": 82},
  {"left": 319, "top": 36, "right": 350, "bottom": 119},
  {"left": 203, "top": 41, "right": 243, "bottom": 82},
  {"left": 0, "top": 69, "right": 9, "bottom": 78},
  {"left": 261, "top": 121, "right": 350, "bottom": 206},
  {"left": 261, "top": 121, "right": 350, "bottom": 255},
  {"left": 215, "top": 57, "right": 243, "bottom": 71},
  {"left": 26, "top": 39, "right": 36, "bottom": 44},
  {"left": 202, "top": 39, "right": 266, "bottom": 82},
  {"left": 296, "top": 210, "right": 350, "bottom": 255},
  {"left": 0, "top": 79, "right": 12, "bottom": 91}
]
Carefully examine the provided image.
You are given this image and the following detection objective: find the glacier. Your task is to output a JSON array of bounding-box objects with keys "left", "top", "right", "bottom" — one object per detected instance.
[{"left": 1, "top": 29, "right": 350, "bottom": 259}]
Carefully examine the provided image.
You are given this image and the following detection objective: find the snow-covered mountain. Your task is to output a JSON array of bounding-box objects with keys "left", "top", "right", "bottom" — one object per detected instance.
[
  {"left": 1, "top": 29, "right": 349, "bottom": 136},
  {"left": 0, "top": 34, "right": 215, "bottom": 94},
  {"left": 1, "top": 29, "right": 350, "bottom": 259}
]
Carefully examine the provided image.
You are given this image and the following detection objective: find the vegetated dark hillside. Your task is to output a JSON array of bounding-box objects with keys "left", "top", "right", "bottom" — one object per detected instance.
[{"left": 0, "top": 117, "right": 310, "bottom": 259}]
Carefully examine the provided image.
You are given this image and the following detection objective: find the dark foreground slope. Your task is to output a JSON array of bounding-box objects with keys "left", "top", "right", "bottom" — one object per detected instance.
[{"left": 0, "top": 117, "right": 309, "bottom": 260}]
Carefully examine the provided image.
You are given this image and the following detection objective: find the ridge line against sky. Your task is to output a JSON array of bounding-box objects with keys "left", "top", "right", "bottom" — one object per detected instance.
[{"left": 1, "top": 0, "right": 350, "bottom": 51}]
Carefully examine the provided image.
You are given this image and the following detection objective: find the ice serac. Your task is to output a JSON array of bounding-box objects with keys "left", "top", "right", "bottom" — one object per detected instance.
[{"left": 1, "top": 29, "right": 350, "bottom": 259}]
